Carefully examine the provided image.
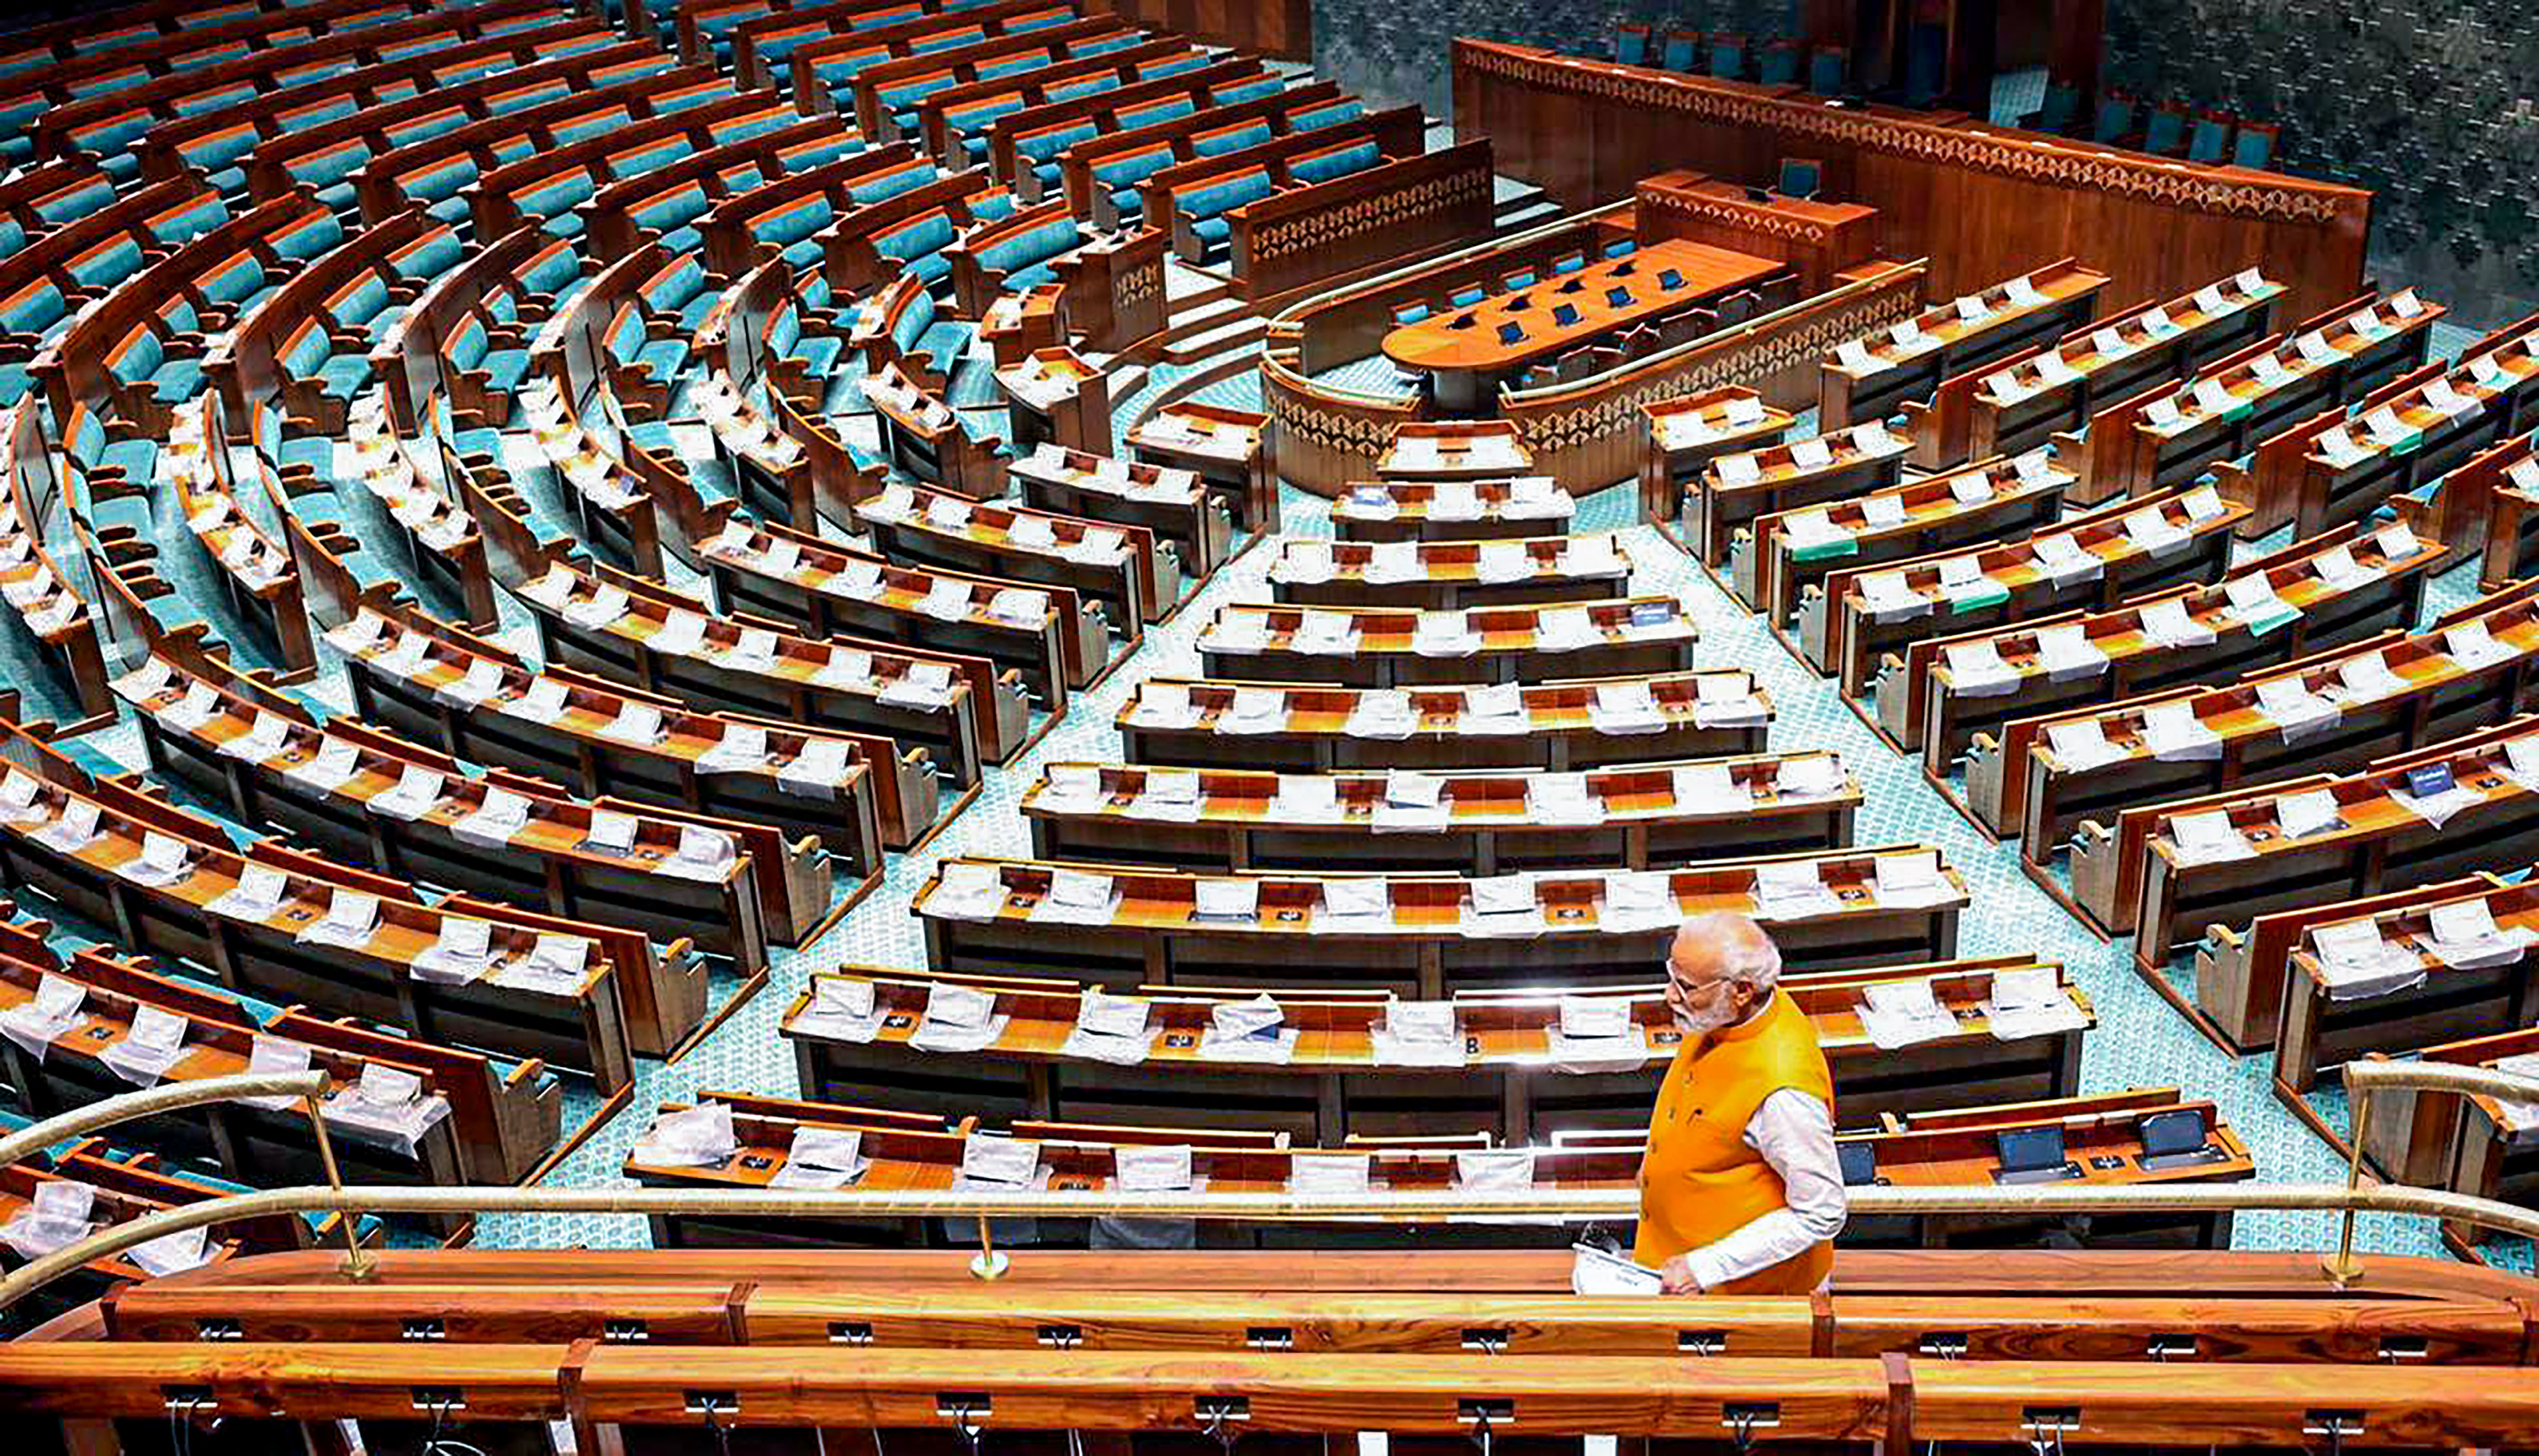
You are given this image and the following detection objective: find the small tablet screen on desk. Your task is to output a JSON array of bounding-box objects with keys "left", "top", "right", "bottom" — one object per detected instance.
[
  {"left": 1611, "top": 261, "right": 1636, "bottom": 278},
  {"left": 2138, "top": 1108, "right": 2208, "bottom": 1159},
  {"left": 1605, "top": 287, "right": 1633, "bottom": 308},
  {"left": 1552, "top": 304, "right": 1581, "bottom": 327},
  {"left": 1496, "top": 323, "right": 1526, "bottom": 345},
  {"left": 1837, "top": 1140, "right": 1879, "bottom": 1186},
  {"left": 1447, "top": 315, "right": 1476, "bottom": 331},
  {"left": 1995, "top": 1125, "right": 2067, "bottom": 1174},
  {"left": 1658, "top": 268, "right": 1685, "bottom": 290}
]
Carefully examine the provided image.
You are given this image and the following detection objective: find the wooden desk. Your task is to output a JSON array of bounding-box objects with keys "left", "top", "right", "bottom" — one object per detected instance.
[
  {"left": 1818, "top": 259, "right": 2109, "bottom": 432},
  {"left": 916, "top": 850, "right": 1967, "bottom": 999},
  {"left": 1376, "top": 422, "right": 1536, "bottom": 482},
  {"left": 1637, "top": 169, "right": 1877, "bottom": 296},
  {"left": 1019, "top": 752, "right": 1857, "bottom": 875},
  {"left": 1379, "top": 239, "right": 1779, "bottom": 409},
  {"left": 1117, "top": 671, "right": 1773, "bottom": 774},
  {"left": 781, "top": 956, "right": 2079, "bottom": 1146},
  {"left": 993, "top": 344, "right": 1109, "bottom": 456}
]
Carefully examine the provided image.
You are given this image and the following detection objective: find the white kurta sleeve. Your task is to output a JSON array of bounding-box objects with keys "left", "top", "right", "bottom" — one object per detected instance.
[{"left": 1681, "top": 1087, "right": 1849, "bottom": 1291}]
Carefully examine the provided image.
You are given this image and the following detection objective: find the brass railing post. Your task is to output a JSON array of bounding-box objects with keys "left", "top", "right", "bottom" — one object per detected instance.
[
  {"left": 2323, "top": 1083, "right": 2373, "bottom": 1287},
  {"left": 301, "top": 1089, "right": 375, "bottom": 1283},
  {"left": 971, "top": 1213, "right": 1008, "bottom": 1280}
]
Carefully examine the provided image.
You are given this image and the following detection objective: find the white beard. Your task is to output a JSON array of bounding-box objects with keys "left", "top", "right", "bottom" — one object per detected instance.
[{"left": 1673, "top": 1002, "right": 1736, "bottom": 1039}]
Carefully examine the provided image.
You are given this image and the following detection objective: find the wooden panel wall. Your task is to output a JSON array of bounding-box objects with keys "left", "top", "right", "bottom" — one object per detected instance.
[{"left": 1451, "top": 40, "right": 2372, "bottom": 325}]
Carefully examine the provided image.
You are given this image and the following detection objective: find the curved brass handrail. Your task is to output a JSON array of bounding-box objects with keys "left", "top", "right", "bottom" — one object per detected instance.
[
  {"left": 0, "top": 1070, "right": 327, "bottom": 1174},
  {"left": 1, "top": 1059, "right": 2528, "bottom": 1310}
]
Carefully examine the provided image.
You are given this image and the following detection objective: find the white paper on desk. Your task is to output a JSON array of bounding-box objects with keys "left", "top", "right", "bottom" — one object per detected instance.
[
  {"left": 1943, "top": 640, "right": 2020, "bottom": 696},
  {"left": 1714, "top": 454, "right": 1761, "bottom": 487},
  {"left": 1789, "top": 437, "right": 1833, "bottom": 470},
  {"left": 2446, "top": 619, "right": 2517, "bottom": 673},
  {"left": 1861, "top": 492, "right": 1910, "bottom": 528},
  {"left": 634, "top": 1102, "right": 739, "bottom": 1169},
  {"left": 1345, "top": 689, "right": 1419, "bottom": 739},
  {"left": 1131, "top": 682, "right": 1203, "bottom": 729},
  {"left": 1858, "top": 978, "right": 1959, "bottom": 1048},
  {"left": 1365, "top": 541, "right": 1422, "bottom": 584},
  {"left": 2338, "top": 651, "right": 2409, "bottom": 703},
  {"left": 2029, "top": 532, "right": 2101, "bottom": 588},
  {"left": 2032, "top": 718, "right": 2121, "bottom": 773},
  {"left": 1477, "top": 541, "right": 1533, "bottom": 583},
  {"left": 118, "top": 830, "right": 194, "bottom": 888},
  {"left": 1834, "top": 338, "right": 1874, "bottom": 371},
  {"left": 1318, "top": 876, "right": 1391, "bottom": 926},
  {"left": 1456, "top": 1149, "right": 1536, "bottom": 1193},
  {"left": 910, "top": 981, "right": 993, "bottom": 1038},
  {"left": 2123, "top": 508, "right": 2188, "bottom": 555},
  {"left": 1411, "top": 611, "right": 1480, "bottom": 657},
  {"left": 2167, "top": 809, "right": 2255, "bottom": 865},
  {"left": 2275, "top": 789, "right": 2344, "bottom": 839},
  {"left": 0, "top": 974, "right": 85, "bottom": 1061},
  {"left": 2254, "top": 675, "right": 2340, "bottom": 739},
  {"left": 1858, "top": 571, "right": 1928, "bottom": 617},
  {"left": 571, "top": 808, "right": 636, "bottom": 859},
  {"left": 2141, "top": 701, "right": 2221, "bottom": 761},
  {"left": 1528, "top": 772, "right": 1603, "bottom": 825},
  {"left": 2034, "top": 624, "right": 2109, "bottom": 680},
  {"left": 2222, "top": 571, "right": 2292, "bottom": 625},
  {"left": 1591, "top": 681, "right": 1664, "bottom": 733},
  {"left": 1207, "top": 611, "right": 1270, "bottom": 654},
  {"left": 600, "top": 702, "right": 663, "bottom": 745},
  {"left": 1671, "top": 762, "right": 1742, "bottom": 812},
  {"left": 158, "top": 682, "right": 220, "bottom": 733},
  {"left": 1193, "top": 877, "right": 1260, "bottom": 922},
  {"left": 697, "top": 721, "right": 771, "bottom": 776},
  {"left": 917, "top": 577, "right": 972, "bottom": 621},
  {"left": 2310, "top": 544, "right": 2378, "bottom": 591},
  {"left": 1201, "top": 1021, "right": 1298, "bottom": 1063},
  {"left": 1208, "top": 992, "right": 1284, "bottom": 1040},
  {"left": 2251, "top": 351, "right": 2291, "bottom": 385},
  {"left": 28, "top": 795, "right": 100, "bottom": 854},
  {"left": 926, "top": 860, "right": 1007, "bottom": 921},
  {"left": 1429, "top": 482, "right": 1485, "bottom": 520},
  {"left": 2392, "top": 779, "right": 2486, "bottom": 829},
  {"left": 1538, "top": 606, "right": 1600, "bottom": 649},
  {"left": 1752, "top": 860, "right": 1842, "bottom": 921},
  {"left": 102, "top": 1004, "right": 189, "bottom": 1085},
  {"left": 217, "top": 710, "right": 294, "bottom": 765},
  {"left": 1290, "top": 1152, "right": 1372, "bottom": 1197},
  {"left": 1597, "top": 871, "right": 1676, "bottom": 934},
  {"left": 1267, "top": 773, "right": 1341, "bottom": 823},
  {"left": 1276, "top": 541, "right": 1335, "bottom": 584},
  {"left": 2310, "top": 919, "right": 2427, "bottom": 1000},
  {"left": 1470, "top": 873, "right": 1537, "bottom": 917},
  {"left": 1032, "top": 867, "right": 1115, "bottom": 925},
  {"left": 1981, "top": 987, "right": 2088, "bottom": 1040},
  {"left": 1459, "top": 681, "right": 1528, "bottom": 734},
  {"left": 668, "top": 824, "right": 736, "bottom": 879},
  {"left": 2136, "top": 596, "right": 2214, "bottom": 649},
  {"left": 1112, "top": 1142, "right": 1193, "bottom": 1193},
  {"left": 779, "top": 1127, "right": 867, "bottom": 1186},
  {"left": 296, "top": 888, "right": 379, "bottom": 950},
  {"left": 2185, "top": 485, "right": 2227, "bottom": 523},
  {"left": 1221, "top": 685, "right": 1287, "bottom": 732},
  {"left": 1874, "top": 850, "right": 1952, "bottom": 906}
]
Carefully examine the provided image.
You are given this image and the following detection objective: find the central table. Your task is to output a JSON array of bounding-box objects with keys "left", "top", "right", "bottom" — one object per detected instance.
[{"left": 1380, "top": 237, "right": 1784, "bottom": 411}]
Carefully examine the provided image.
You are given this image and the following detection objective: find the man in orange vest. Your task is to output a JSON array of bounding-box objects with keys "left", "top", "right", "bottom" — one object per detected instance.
[{"left": 1636, "top": 912, "right": 1847, "bottom": 1295}]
